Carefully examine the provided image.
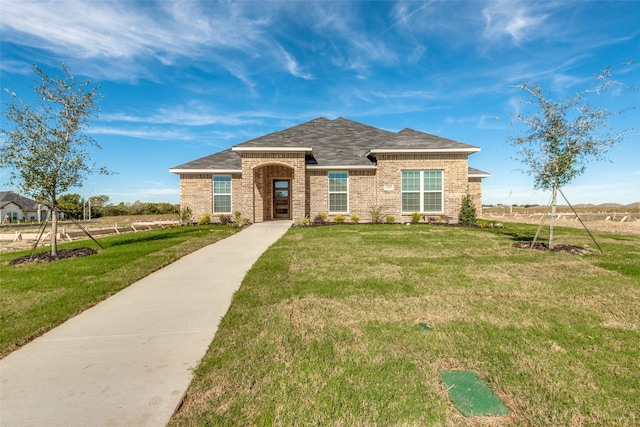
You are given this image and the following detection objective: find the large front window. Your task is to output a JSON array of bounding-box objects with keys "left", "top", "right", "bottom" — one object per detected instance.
[
  {"left": 401, "top": 170, "right": 443, "bottom": 213},
  {"left": 328, "top": 171, "right": 348, "bottom": 213},
  {"left": 213, "top": 175, "right": 232, "bottom": 213}
]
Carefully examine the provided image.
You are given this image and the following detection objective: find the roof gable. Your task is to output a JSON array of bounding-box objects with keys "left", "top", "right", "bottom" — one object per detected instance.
[
  {"left": 170, "top": 117, "right": 482, "bottom": 172},
  {"left": 381, "top": 128, "right": 480, "bottom": 152},
  {"left": 171, "top": 149, "right": 241, "bottom": 172},
  {"left": 0, "top": 192, "right": 41, "bottom": 210}
]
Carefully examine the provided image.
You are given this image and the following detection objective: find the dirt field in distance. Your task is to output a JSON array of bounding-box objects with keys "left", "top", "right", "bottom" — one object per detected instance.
[{"left": 482, "top": 205, "right": 640, "bottom": 235}]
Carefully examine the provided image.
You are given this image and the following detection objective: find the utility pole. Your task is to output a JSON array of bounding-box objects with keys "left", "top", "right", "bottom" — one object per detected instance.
[{"left": 509, "top": 190, "right": 513, "bottom": 215}]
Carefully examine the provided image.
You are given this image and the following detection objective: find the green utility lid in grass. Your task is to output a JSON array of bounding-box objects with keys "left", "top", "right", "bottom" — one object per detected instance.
[
  {"left": 417, "top": 322, "right": 432, "bottom": 331},
  {"left": 439, "top": 370, "right": 510, "bottom": 417}
]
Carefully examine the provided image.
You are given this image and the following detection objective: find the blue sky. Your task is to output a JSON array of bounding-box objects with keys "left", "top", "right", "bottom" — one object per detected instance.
[{"left": 1, "top": 0, "right": 639, "bottom": 206}]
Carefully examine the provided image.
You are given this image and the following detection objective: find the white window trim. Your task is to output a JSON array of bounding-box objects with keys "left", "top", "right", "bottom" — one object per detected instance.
[
  {"left": 328, "top": 171, "right": 349, "bottom": 214},
  {"left": 401, "top": 170, "right": 444, "bottom": 214},
  {"left": 212, "top": 175, "right": 232, "bottom": 214}
]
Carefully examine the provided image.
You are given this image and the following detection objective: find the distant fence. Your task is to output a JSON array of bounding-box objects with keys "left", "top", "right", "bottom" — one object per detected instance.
[
  {"left": 0, "top": 220, "right": 179, "bottom": 243},
  {"left": 484, "top": 212, "right": 636, "bottom": 222},
  {"left": 0, "top": 232, "right": 52, "bottom": 242}
]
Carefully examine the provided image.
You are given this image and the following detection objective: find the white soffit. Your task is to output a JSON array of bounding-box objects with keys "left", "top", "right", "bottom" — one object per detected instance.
[
  {"left": 367, "top": 148, "right": 481, "bottom": 155},
  {"left": 169, "top": 169, "right": 241, "bottom": 174},
  {"left": 232, "top": 147, "right": 313, "bottom": 153}
]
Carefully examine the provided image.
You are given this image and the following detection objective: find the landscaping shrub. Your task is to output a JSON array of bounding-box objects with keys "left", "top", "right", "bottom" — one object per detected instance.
[
  {"left": 179, "top": 206, "right": 192, "bottom": 224},
  {"left": 410, "top": 211, "right": 422, "bottom": 224},
  {"left": 350, "top": 213, "right": 360, "bottom": 224},
  {"left": 385, "top": 215, "right": 395, "bottom": 224},
  {"left": 228, "top": 212, "right": 250, "bottom": 228},
  {"left": 369, "top": 205, "right": 383, "bottom": 224},
  {"left": 219, "top": 214, "right": 232, "bottom": 226},
  {"left": 198, "top": 212, "right": 211, "bottom": 225},
  {"left": 458, "top": 193, "right": 477, "bottom": 226},
  {"left": 333, "top": 214, "right": 345, "bottom": 224},
  {"left": 293, "top": 216, "right": 311, "bottom": 227},
  {"left": 313, "top": 213, "right": 328, "bottom": 225}
]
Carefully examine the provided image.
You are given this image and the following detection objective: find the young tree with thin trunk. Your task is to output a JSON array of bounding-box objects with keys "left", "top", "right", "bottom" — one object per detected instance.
[
  {"left": 1, "top": 64, "right": 110, "bottom": 256},
  {"left": 510, "top": 62, "right": 635, "bottom": 248}
]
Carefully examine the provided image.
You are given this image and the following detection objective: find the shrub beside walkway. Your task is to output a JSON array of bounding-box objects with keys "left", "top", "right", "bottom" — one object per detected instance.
[{"left": 0, "top": 221, "right": 291, "bottom": 427}]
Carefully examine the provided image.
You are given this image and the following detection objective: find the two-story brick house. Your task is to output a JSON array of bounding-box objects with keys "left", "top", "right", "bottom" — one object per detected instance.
[{"left": 170, "top": 117, "right": 490, "bottom": 223}]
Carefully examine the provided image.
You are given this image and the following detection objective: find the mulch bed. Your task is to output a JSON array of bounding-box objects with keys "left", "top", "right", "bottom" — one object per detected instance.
[
  {"left": 512, "top": 241, "right": 591, "bottom": 255},
  {"left": 10, "top": 247, "right": 98, "bottom": 265}
]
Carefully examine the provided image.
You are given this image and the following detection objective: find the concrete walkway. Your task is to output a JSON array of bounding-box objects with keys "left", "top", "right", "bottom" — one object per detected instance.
[{"left": 0, "top": 221, "right": 291, "bottom": 427}]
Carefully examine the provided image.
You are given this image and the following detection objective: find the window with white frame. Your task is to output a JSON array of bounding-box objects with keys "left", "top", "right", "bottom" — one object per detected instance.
[
  {"left": 213, "top": 175, "right": 232, "bottom": 213},
  {"left": 328, "top": 171, "right": 348, "bottom": 213},
  {"left": 401, "top": 170, "right": 443, "bottom": 213}
]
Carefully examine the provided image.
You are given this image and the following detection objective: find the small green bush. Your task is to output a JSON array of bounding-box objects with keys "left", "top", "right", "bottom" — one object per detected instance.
[
  {"left": 350, "top": 213, "right": 360, "bottom": 224},
  {"left": 219, "top": 214, "right": 232, "bottom": 226},
  {"left": 179, "top": 206, "right": 192, "bottom": 224},
  {"left": 458, "top": 193, "right": 477, "bottom": 226},
  {"left": 385, "top": 215, "right": 395, "bottom": 224},
  {"left": 293, "top": 216, "right": 311, "bottom": 227},
  {"left": 369, "top": 205, "right": 382, "bottom": 224},
  {"left": 199, "top": 212, "right": 211, "bottom": 225},
  {"left": 313, "top": 213, "right": 327, "bottom": 225},
  {"left": 333, "top": 214, "right": 345, "bottom": 224},
  {"left": 410, "top": 212, "right": 422, "bottom": 224},
  {"left": 227, "top": 212, "right": 249, "bottom": 228}
]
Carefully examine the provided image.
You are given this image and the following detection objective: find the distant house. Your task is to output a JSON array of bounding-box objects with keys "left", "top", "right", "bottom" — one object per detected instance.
[
  {"left": 170, "top": 117, "right": 490, "bottom": 223},
  {"left": 0, "top": 191, "right": 51, "bottom": 222}
]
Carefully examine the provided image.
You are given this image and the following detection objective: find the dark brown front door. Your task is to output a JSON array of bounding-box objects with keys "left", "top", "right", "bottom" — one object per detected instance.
[{"left": 273, "top": 180, "right": 291, "bottom": 219}]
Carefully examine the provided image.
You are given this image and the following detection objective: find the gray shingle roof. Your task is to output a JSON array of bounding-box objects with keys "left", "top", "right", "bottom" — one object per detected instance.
[
  {"left": 171, "top": 148, "right": 241, "bottom": 171},
  {"left": 468, "top": 167, "right": 491, "bottom": 177},
  {"left": 170, "top": 117, "right": 482, "bottom": 171},
  {"left": 382, "top": 128, "right": 480, "bottom": 151},
  {"left": 0, "top": 191, "right": 42, "bottom": 210}
]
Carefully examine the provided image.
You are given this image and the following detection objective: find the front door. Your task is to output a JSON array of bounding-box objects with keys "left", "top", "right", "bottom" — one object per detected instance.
[{"left": 273, "top": 180, "right": 291, "bottom": 219}]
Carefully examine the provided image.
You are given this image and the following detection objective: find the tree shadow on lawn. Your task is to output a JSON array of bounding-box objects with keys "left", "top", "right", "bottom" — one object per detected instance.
[
  {"left": 8, "top": 231, "right": 181, "bottom": 265},
  {"left": 104, "top": 232, "right": 175, "bottom": 248}
]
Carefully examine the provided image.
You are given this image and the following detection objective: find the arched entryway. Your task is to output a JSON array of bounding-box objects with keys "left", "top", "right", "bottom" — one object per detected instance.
[{"left": 253, "top": 163, "right": 294, "bottom": 221}]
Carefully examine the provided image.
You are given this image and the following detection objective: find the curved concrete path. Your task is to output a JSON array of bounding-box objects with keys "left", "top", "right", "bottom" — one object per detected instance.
[{"left": 0, "top": 221, "right": 291, "bottom": 427}]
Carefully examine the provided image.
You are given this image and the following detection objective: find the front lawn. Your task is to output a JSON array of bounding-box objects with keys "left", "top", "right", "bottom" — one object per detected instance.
[
  {"left": 0, "top": 225, "right": 238, "bottom": 358},
  {"left": 171, "top": 223, "right": 639, "bottom": 426}
]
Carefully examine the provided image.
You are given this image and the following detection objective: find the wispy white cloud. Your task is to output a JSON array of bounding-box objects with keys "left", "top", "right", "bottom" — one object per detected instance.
[
  {"left": 0, "top": 0, "right": 312, "bottom": 84},
  {"left": 305, "top": 3, "right": 397, "bottom": 76},
  {"left": 2, "top": 1, "right": 163, "bottom": 58},
  {"left": 101, "top": 101, "right": 266, "bottom": 127},
  {"left": 89, "top": 127, "right": 196, "bottom": 141},
  {"left": 277, "top": 45, "right": 313, "bottom": 80},
  {"left": 0, "top": 60, "right": 35, "bottom": 76},
  {"left": 482, "top": 1, "right": 550, "bottom": 45}
]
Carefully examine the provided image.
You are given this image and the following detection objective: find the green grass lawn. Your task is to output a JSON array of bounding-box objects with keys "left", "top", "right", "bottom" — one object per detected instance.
[
  {"left": 170, "top": 223, "right": 639, "bottom": 426},
  {"left": 0, "top": 225, "right": 238, "bottom": 358}
]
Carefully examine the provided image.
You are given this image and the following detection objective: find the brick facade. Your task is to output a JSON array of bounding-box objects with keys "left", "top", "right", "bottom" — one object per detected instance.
[
  {"left": 238, "top": 152, "right": 306, "bottom": 222},
  {"left": 179, "top": 156, "right": 483, "bottom": 224},
  {"left": 179, "top": 174, "right": 212, "bottom": 222},
  {"left": 174, "top": 118, "right": 488, "bottom": 224},
  {"left": 375, "top": 154, "right": 469, "bottom": 222},
  {"left": 179, "top": 173, "right": 243, "bottom": 223},
  {"left": 468, "top": 177, "right": 483, "bottom": 216}
]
